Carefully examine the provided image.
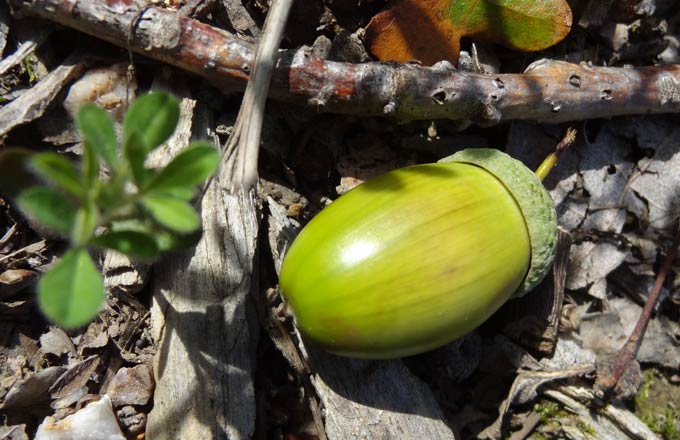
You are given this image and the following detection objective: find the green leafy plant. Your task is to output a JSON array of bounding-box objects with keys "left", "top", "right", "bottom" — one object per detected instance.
[{"left": 15, "top": 92, "right": 219, "bottom": 329}]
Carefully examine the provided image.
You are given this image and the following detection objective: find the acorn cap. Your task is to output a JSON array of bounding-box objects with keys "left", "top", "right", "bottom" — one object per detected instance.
[{"left": 439, "top": 149, "right": 557, "bottom": 297}]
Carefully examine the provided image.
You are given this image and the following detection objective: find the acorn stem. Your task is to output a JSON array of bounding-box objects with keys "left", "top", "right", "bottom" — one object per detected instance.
[
  {"left": 535, "top": 153, "right": 558, "bottom": 181},
  {"left": 535, "top": 127, "right": 577, "bottom": 181}
]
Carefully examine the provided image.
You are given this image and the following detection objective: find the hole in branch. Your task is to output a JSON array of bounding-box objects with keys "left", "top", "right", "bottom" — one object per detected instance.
[
  {"left": 431, "top": 90, "right": 447, "bottom": 105},
  {"left": 568, "top": 74, "right": 581, "bottom": 87}
]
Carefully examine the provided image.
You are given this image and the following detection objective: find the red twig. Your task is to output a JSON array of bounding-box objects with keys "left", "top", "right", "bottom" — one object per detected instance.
[{"left": 595, "top": 226, "right": 680, "bottom": 393}]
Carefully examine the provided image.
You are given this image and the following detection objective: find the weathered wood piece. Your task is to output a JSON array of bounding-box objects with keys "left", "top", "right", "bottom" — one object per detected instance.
[
  {"left": 0, "top": 1, "right": 10, "bottom": 55},
  {"left": 306, "top": 347, "right": 457, "bottom": 440},
  {"left": 10, "top": 0, "right": 680, "bottom": 125},
  {"left": 0, "top": 26, "right": 51, "bottom": 77},
  {"left": 0, "top": 54, "right": 88, "bottom": 137},
  {"left": 146, "top": 97, "right": 259, "bottom": 439},
  {"left": 543, "top": 385, "right": 658, "bottom": 440},
  {"left": 102, "top": 251, "right": 149, "bottom": 297}
]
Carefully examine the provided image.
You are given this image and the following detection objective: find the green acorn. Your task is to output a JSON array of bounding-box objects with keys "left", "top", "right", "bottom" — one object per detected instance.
[{"left": 279, "top": 149, "right": 557, "bottom": 359}]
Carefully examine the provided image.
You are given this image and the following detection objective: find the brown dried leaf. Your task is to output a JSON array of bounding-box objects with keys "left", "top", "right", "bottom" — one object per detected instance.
[{"left": 365, "top": 0, "right": 572, "bottom": 65}]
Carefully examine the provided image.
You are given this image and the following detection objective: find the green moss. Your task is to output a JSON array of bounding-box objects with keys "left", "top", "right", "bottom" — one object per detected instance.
[
  {"left": 576, "top": 420, "right": 596, "bottom": 437},
  {"left": 635, "top": 369, "right": 655, "bottom": 407},
  {"left": 533, "top": 399, "right": 594, "bottom": 439},
  {"left": 635, "top": 369, "right": 680, "bottom": 440},
  {"left": 534, "top": 400, "right": 568, "bottom": 425},
  {"left": 23, "top": 53, "right": 37, "bottom": 83}
]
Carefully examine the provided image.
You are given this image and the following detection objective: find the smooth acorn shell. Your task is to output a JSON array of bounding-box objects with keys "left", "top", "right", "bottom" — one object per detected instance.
[{"left": 279, "top": 150, "right": 555, "bottom": 359}]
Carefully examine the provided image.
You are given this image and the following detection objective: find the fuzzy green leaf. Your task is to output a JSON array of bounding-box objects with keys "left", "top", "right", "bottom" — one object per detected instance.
[
  {"left": 123, "top": 92, "right": 179, "bottom": 154},
  {"left": 71, "top": 201, "right": 97, "bottom": 247},
  {"left": 31, "top": 153, "right": 84, "bottom": 198},
  {"left": 97, "top": 175, "right": 127, "bottom": 210},
  {"left": 37, "top": 248, "right": 104, "bottom": 329},
  {"left": 124, "top": 131, "right": 154, "bottom": 187},
  {"left": 76, "top": 105, "right": 118, "bottom": 168},
  {"left": 144, "top": 143, "right": 219, "bottom": 195},
  {"left": 145, "top": 143, "right": 218, "bottom": 193},
  {"left": 17, "top": 187, "right": 76, "bottom": 236},
  {"left": 81, "top": 137, "right": 98, "bottom": 189},
  {"left": 151, "top": 186, "right": 196, "bottom": 200},
  {"left": 142, "top": 194, "right": 199, "bottom": 232},
  {"left": 90, "top": 230, "right": 159, "bottom": 260},
  {"left": 154, "top": 228, "right": 202, "bottom": 251},
  {"left": 110, "top": 218, "right": 201, "bottom": 251}
]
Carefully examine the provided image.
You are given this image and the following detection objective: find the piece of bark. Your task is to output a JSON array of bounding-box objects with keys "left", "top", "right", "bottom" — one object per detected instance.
[
  {"left": 10, "top": 0, "right": 680, "bottom": 125},
  {"left": 149, "top": 1, "right": 282, "bottom": 433},
  {"left": 102, "top": 252, "right": 149, "bottom": 297},
  {"left": 0, "top": 53, "right": 89, "bottom": 137},
  {"left": 147, "top": 185, "right": 259, "bottom": 439},
  {"left": 479, "top": 364, "right": 595, "bottom": 440},
  {"left": 0, "top": 366, "right": 66, "bottom": 410},
  {"left": 220, "top": 0, "right": 261, "bottom": 40},
  {"left": 0, "top": 1, "right": 10, "bottom": 56},
  {"left": 542, "top": 385, "right": 658, "bottom": 440},
  {"left": 0, "top": 424, "right": 29, "bottom": 440},
  {"left": 0, "top": 26, "right": 51, "bottom": 77},
  {"left": 48, "top": 355, "right": 100, "bottom": 399},
  {"left": 146, "top": 96, "right": 259, "bottom": 438},
  {"left": 305, "top": 346, "right": 458, "bottom": 440}
]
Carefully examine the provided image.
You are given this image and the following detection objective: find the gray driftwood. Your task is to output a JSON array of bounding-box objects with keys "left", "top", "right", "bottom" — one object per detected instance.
[
  {"left": 307, "top": 348, "right": 458, "bottom": 440},
  {"left": 543, "top": 385, "right": 658, "bottom": 440},
  {"left": 0, "top": 53, "right": 88, "bottom": 137},
  {"left": 0, "top": 26, "right": 50, "bottom": 77},
  {"left": 146, "top": 96, "right": 259, "bottom": 439}
]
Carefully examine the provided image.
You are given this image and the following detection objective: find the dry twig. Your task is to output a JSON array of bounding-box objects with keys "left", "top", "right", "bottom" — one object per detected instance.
[
  {"left": 222, "top": 0, "right": 292, "bottom": 189},
  {"left": 595, "top": 225, "right": 680, "bottom": 395},
  {"left": 8, "top": 0, "right": 680, "bottom": 126}
]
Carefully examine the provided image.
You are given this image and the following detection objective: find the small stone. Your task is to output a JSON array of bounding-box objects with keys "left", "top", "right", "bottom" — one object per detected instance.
[
  {"left": 35, "top": 395, "right": 124, "bottom": 440},
  {"left": 1, "top": 367, "right": 65, "bottom": 410},
  {"left": 116, "top": 405, "right": 147, "bottom": 436},
  {"left": 0, "top": 424, "right": 29, "bottom": 440},
  {"left": 39, "top": 327, "right": 74, "bottom": 357},
  {"left": 63, "top": 64, "right": 136, "bottom": 122},
  {"left": 107, "top": 364, "right": 154, "bottom": 407}
]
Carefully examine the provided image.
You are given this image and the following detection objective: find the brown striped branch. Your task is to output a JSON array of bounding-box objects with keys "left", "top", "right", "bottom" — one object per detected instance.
[{"left": 8, "top": 0, "right": 680, "bottom": 125}]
